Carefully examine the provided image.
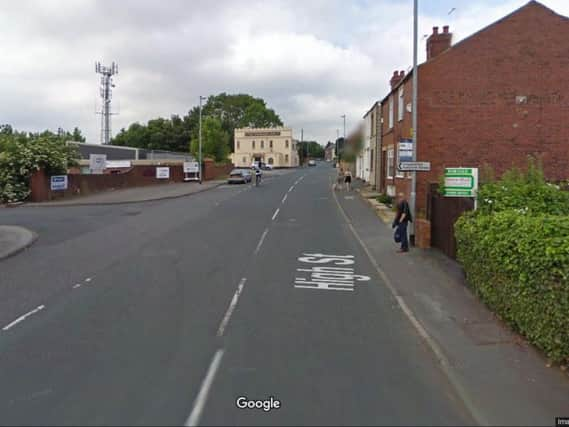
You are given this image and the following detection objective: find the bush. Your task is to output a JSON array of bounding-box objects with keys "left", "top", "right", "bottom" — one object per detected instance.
[
  {"left": 0, "top": 132, "right": 78, "bottom": 203},
  {"left": 455, "top": 161, "right": 569, "bottom": 364},
  {"left": 377, "top": 194, "right": 393, "bottom": 205}
]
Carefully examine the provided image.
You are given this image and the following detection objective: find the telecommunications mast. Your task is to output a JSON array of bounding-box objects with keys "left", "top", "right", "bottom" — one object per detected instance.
[{"left": 95, "top": 61, "right": 118, "bottom": 144}]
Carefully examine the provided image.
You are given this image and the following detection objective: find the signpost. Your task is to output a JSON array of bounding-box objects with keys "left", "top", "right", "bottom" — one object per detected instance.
[
  {"left": 398, "top": 161, "right": 431, "bottom": 172},
  {"left": 443, "top": 168, "right": 479, "bottom": 197},
  {"left": 89, "top": 154, "right": 107, "bottom": 175},
  {"left": 398, "top": 139, "right": 413, "bottom": 163},
  {"left": 50, "top": 175, "right": 68, "bottom": 191},
  {"left": 183, "top": 161, "right": 200, "bottom": 181},
  {"left": 156, "top": 167, "right": 170, "bottom": 179}
]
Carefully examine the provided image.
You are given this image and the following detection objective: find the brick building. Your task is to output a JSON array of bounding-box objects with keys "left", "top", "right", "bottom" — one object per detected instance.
[{"left": 379, "top": 0, "right": 569, "bottom": 240}]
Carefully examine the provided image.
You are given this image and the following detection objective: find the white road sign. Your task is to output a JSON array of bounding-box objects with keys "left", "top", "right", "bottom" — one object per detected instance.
[
  {"left": 183, "top": 161, "right": 199, "bottom": 173},
  {"left": 156, "top": 167, "right": 170, "bottom": 179},
  {"left": 89, "top": 154, "right": 106, "bottom": 174},
  {"left": 398, "top": 161, "right": 431, "bottom": 171}
]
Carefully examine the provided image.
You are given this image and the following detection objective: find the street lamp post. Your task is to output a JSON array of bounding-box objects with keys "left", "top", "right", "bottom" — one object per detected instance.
[
  {"left": 199, "top": 95, "right": 206, "bottom": 184},
  {"left": 410, "top": 0, "right": 418, "bottom": 243}
]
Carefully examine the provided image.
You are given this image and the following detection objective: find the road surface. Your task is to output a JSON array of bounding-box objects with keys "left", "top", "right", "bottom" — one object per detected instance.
[{"left": 0, "top": 166, "right": 474, "bottom": 426}]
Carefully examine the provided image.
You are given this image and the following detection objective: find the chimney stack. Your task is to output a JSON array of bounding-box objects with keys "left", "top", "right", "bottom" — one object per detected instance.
[
  {"left": 427, "top": 25, "right": 452, "bottom": 60},
  {"left": 390, "top": 70, "right": 406, "bottom": 89}
]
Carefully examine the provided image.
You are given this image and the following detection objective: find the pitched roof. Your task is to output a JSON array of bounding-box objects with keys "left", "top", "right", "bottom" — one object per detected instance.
[{"left": 379, "top": 1, "right": 568, "bottom": 105}]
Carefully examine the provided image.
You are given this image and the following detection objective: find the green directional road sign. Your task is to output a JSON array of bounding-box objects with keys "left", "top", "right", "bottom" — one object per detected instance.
[{"left": 443, "top": 167, "right": 478, "bottom": 197}]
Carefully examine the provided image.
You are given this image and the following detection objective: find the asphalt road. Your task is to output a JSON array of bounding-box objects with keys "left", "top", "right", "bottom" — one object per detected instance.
[{"left": 0, "top": 166, "right": 474, "bottom": 426}]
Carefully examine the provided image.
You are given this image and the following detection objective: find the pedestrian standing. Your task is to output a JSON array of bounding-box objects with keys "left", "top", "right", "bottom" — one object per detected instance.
[
  {"left": 344, "top": 169, "right": 352, "bottom": 191},
  {"left": 393, "top": 193, "right": 412, "bottom": 253},
  {"left": 335, "top": 168, "right": 344, "bottom": 191}
]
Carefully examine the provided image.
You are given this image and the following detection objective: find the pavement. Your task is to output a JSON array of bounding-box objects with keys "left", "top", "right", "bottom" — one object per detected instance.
[
  {"left": 0, "top": 164, "right": 566, "bottom": 426},
  {"left": 0, "top": 225, "right": 38, "bottom": 260}
]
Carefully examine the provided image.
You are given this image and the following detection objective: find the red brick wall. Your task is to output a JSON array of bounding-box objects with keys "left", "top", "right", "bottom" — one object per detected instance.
[
  {"left": 202, "top": 160, "right": 234, "bottom": 181},
  {"left": 415, "top": 2, "right": 569, "bottom": 214}
]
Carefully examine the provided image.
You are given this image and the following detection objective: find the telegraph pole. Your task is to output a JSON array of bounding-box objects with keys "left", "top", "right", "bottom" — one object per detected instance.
[{"left": 95, "top": 61, "right": 118, "bottom": 145}]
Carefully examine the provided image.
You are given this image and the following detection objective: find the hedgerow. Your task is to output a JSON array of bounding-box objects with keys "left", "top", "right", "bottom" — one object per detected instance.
[{"left": 455, "top": 161, "right": 569, "bottom": 364}]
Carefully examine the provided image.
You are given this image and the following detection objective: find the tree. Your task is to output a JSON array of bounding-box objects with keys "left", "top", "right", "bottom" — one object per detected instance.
[
  {"left": 71, "top": 127, "right": 86, "bottom": 142},
  {"left": 190, "top": 116, "right": 230, "bottom": 162}
]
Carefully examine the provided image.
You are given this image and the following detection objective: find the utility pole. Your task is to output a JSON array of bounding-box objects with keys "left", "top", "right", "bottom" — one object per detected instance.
[
  {"left": 199, "top": 95, "right": 206, "bottom": 184},
  {"left": 410, "top": 0, "right": 419, "bottom": 243},
  {"left": 301, "top": 128, "right": 304, "bottom": 165},
  {"left": 341, "top": 115, "right": 346, "bottom": 141},
  {"left": 95, "top": 61, "right": 118, "bottom": 145}
]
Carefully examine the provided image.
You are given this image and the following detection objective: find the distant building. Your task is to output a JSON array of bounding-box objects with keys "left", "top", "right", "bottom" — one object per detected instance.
[{"left": 232, "top": 127, "right": 299, "bottom": 168}]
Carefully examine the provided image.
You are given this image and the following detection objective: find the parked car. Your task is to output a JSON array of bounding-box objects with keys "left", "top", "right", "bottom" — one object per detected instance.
[
  {"left": 308, "top": 159, "right": 316, "bottom": 166},
  {"left": 262, "top": 163, "right": 274, "bottom": 170},
  {"left": 228, "top": 169, "right": 252, "bottom": 184}
]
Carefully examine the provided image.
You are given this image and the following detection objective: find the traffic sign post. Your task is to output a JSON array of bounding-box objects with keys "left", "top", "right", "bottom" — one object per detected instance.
[{"left": 398, "top": 161, "right": 431, "bottom": 172}]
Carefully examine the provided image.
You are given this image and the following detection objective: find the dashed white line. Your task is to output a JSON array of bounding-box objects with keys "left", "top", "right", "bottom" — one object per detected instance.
[
  {"left": 2, "top": 305, "right": 45, "bottom": 331},
  {"left": 73, "top": 284, "right": 82, "bottom": 289},
  {"left": 217, "top": 278, "right": 247, "bottom": 337},
  {"left": 272, "top": 208, "right": 280, "bottom": 221},
  {"left": 184, "top": 349, "right": 225, "bottom": 427},
  {"left": 281, "top": 194, "right": 288, "bottom": 204},
  {"left": 85, "top": 277, "right": 93, "bottom": 283},
  {"left": 288, "top": 186, "right": 294, "bottom": 193},
  {"left": 254, "top": 228, "right": 269, "bottom": 256}
]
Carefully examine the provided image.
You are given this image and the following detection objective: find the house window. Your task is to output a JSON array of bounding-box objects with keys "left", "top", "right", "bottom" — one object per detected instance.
[
  {"left": 398, "top": 87, "right": 404, "bottom": 121},
  {"left": 242, "top": 157, "right": 246, "bottom": 164},
  {"left": 252, "top": 140, "right": 255, "bottom": 149},
  {"left": 237, "top": 141, "right": 240, "bottom": 150},
  {"left": 268, "top": 157, "right": 274, "bottom": 165},
  {"left": 370, "top": 149, "right": 374, "bottom": 172},
  {"left": 269, "top": 140, "right": 273, "bottom": 148},
  {"left": 285, "top": 140, "right": 289, "bottom": 148},
  {"left": 261, "top": 140, "right": 264, "bottom": 149},
  {"left": 285, "top": 154, "right": 289, "bottom": 163},
  {"left": 388, "top": 97, "right": 394, "bottom": 129},
  {"left": 370, "top": 112, "right": 375, "bottom": 135},
  {"left": 387, "top": 148, "right": 394, "bottom": 179}
]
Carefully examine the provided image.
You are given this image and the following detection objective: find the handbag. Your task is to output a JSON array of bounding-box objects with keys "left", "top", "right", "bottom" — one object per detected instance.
[{"left": 394, "top": 226, "right": 402, "bottom": 243}]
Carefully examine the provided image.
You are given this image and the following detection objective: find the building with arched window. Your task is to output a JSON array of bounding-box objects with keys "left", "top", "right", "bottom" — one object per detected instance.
[{"left": 232, "top": 127, "right": 299, "bottom": 168}]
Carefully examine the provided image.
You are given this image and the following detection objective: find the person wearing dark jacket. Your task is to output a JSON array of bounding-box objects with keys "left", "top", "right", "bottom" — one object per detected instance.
[{"left": 392, "top": 193, "right": 412, "bottom": 253}]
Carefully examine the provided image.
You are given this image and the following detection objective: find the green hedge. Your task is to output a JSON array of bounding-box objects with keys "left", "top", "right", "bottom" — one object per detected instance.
[{"left": 456, "top": 210, "right": 569, "bottom": 364}]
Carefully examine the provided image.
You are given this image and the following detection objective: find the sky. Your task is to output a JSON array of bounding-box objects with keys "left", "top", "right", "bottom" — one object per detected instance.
[{"left": 1, "top": 0, "right": 568, "bottom": 146}]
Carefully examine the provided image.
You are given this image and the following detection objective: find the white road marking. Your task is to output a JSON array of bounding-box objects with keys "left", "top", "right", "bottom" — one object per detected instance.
[
  {"left": 288, "top": 186, "right": 294, "bottom": 193},
  {"left": 271, "top": 208, "right": 280, "bottom": 221},
  {"left": 281, "top": 194, "right": 288, "bottom": 204},
  {"left": 2, "top": 305, "right": 45, "bottom": 331},
  {"left": 217, "top": 278, "right": 247, "bottom": 337},
  {"left": 184, "top": 349, "right": 225, "bottom": 427},
  {"left": 254, "top": 228, "right": 269, "bottom": 256},
  {"left": 85, "top": 277, "right": 93, "bottom": 283},
  {"left": 73, "top": 284, "right": 82, "bottom": 289}
]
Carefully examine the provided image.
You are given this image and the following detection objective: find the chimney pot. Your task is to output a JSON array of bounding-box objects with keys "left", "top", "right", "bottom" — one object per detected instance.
[
  {"left": 433, "top": 26, "right": 439, "bottom": 34},
  {"left": 392, "top": 70, "right": 399, "bottom": 77},
  {"left": 443, "top": 25, "right": 449, "bottom": 34}
]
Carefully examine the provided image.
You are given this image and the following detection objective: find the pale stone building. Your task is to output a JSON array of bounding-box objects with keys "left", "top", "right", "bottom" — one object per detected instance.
[{"left": 232, "top": 127, "right": 299, "bottom": 168}]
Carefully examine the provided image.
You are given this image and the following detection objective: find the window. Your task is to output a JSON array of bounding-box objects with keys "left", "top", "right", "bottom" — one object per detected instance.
[
  {"left": 370, "top": 149, "right": 374, "bottom": 172},
  {"left": 285, "top": 140, "right": 289, "bottom": 149},
  {"left": 252, "top": 140, "right": 255, "bottom": 149},
  {"left": 242, "top": 157, "right": 246, "bottom": 164},
  {"left": 285, "top": 154, "right": 289, "bottom": 163},
  {"left": 268, "top": 157, "right": 274, "bottom": 165},
  {"left": 370, "top": 112, "right": 375, "bottom": 135},
  {"left": 237, "top": 141, "right": 240, "bottom": 150},
  {"left": 387, "top": 148, "right": 394, "bottom": 179},
  {"left": 398, "top": 87, "right": 404, "bottom": 121},
  {"left": 388, "top": 97, "right": 394, "bottom": 129},
  {"left": 269, "top": 140, "right": 273, "bottom": 148},
  {"left": 261, "top": 140, "right": 264, "bottom": 149}
]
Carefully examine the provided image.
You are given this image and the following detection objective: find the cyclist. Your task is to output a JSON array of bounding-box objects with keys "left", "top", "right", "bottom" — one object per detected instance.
[{"left": 254, "top": 166, "right": 262, "bottom": 186}]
